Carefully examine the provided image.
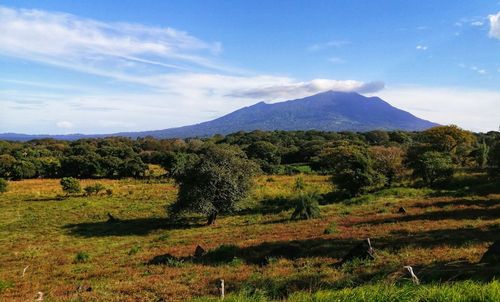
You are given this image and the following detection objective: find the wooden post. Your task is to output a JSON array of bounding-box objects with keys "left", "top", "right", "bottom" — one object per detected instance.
[
  {"left": 36, "top": 292, "right": 44, "bottom": 301},
  {"left": 403, "top": 266, "right": 419, "bottom": 285},
  {"left": 22, "top": 265, "right": 29, "bottom": 278},
  {"left": 219, "top": 279, "right": 225, "bottom": 299}
]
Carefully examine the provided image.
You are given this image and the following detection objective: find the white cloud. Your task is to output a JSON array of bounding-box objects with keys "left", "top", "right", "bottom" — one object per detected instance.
[
  {"left": 471, "top": 21, "right": 484, "bottom": 27},
  {"left": 376, "top": 86, "right": 500, "bottom": 132},
  {"left": 488, "top": 12, "right": 500, "bottom": 39},
  {"left": 470, "top": 66, "right": 487, "bottom": 74},
  {"left": 0, "top": 6, "right": 223, "bottom": 73},
  {"left": 328, "top": 57, "right": 346, "bottom": 64},
  {"left": 416, "top": 45, "right": 428, "bottom": 51},
  {"left": 308, "top": 40, "right": 349, "bottom": 51},
  {"left": 56, "top": 121, "right": 73, "bottom": 129},
  {"left": 226, "top": 79, "right": 384, "bottom": 100}
]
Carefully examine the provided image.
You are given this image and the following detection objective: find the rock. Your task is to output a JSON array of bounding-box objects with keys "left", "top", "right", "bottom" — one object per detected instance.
[
  {"left": 107, "top": 213, "right": 119, "bottom": 222},
  {"left": 398, "top": 207, "right": 407, "bottom": 214},
  {"left": 194, "top": 245, "right": 206, "bottom": 258},
  {"left": 480, "top": 240, "right": 500, "bottom": 264},
  {"left": 340, "top": 238, "right": 375, "bottom": 265}
]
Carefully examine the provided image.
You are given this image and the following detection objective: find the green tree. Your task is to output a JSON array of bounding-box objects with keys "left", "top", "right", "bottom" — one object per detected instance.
[
  {"left": 0, "top": 154, "right": 16, "bottom": 179},
  {"left": 169, "top": 145, "right": 258, "bottom": 225},
  {"left": 488, "top": 140, "right": 500, "bottom": 176},
  {"left": 11, "top": 160, "right": 36, "bottom": 180},
  {"left": 245, "top": 141, "right": 281, "bottom": 173},
  {"left": 420, "top": 125, "right": 476, "bottom": 165},
  {"left": 60, "top": 177, "right": 81, "bottom": 194},
  {"left": 0, "top": 178, "right": 7, "bottom": 194},
  {"left": 369, "top": 146, "right": 406, "bottom": 187},
  {"left": 412, "top": 151, "right": 454, "bottom": 186},
  {"left": 329, "top": 144, "right": 382, "bottom": 197}
]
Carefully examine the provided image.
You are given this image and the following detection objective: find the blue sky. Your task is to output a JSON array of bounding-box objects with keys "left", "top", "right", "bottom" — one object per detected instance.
[{"left": 0, "top": 1, "right": 499, "bottom": 134}]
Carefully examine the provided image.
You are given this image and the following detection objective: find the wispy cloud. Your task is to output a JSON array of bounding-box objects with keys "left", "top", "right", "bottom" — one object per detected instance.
[
  {"left": 0, "top": 6, "right": 388, "bottom": 134},
  {"left": 458, "top": 63, "right": 487, "bottom": 75},
  {"left": 0, "top": 6, "right": 224, "bottom": 73},
  {"left": 307, "top": 40, "right": 349, "bottom": 51},
  {"left": 416, "top": 45, "right": 428, "bottom": 51},
  {"left": 488, "top": 11, "right": 500, "bottom": 39},
  {"left": 328, "top": 57, "right": 346, "bottom": 64},
  {"left": 227, "top": 80, "right": 384, "bottom": 99}
]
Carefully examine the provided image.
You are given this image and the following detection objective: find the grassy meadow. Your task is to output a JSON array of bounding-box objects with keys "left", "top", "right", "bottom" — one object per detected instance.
[{"left": 1, "top": 173, "right": 499, "bottom": 301}]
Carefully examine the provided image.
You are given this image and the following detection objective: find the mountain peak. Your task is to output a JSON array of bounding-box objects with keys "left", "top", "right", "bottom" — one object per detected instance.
[{"left": 0, "top": 91, "right": 439, "bottom": 140}]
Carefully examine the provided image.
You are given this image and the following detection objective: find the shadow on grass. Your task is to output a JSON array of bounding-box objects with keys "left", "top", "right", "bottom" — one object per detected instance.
[
  {"left": 25, "top": 195, "right": 66, "bottom": 202},
  {"left": 354, "top": 201, "right": 500, "bottom": 226},
  {"left": 64, "top": 217, "right": 203, "bottom": 237},
  {"left": 237, "top": 196, "right": 295, "bottom": 216},
  {"left": 148, "top": 223, "right": 500, "bottom": 268},
  {"left": 429, "top": 176, "right": 500, "bottom": 197},
  {"left": 412, "top": 260, "right": 500, "bottom": 283},
  {"left": 413, "top": 198, "right": 500, "bottom": 209}
]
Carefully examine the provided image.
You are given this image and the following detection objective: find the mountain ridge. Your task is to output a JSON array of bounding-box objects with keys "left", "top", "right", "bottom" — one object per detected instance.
[{"left": 0, "top": 91, "right": 438, "bottom": 141}]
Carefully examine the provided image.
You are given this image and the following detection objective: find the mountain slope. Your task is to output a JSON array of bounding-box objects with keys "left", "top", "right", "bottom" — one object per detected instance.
[
  {"left": 115, "top": 91, "right": 438, "bottom": 138},
  {"left": 0, "top": 91, "right": 438, "bottom": 140}
]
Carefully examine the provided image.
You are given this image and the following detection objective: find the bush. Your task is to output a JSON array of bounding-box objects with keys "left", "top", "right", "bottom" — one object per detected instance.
[
  {"left": 74, "top": 251, "right": 90, "bottom": 263},
  {"left": 83, "top": 183, "right": 106, "bottom": 196},
  {"left": 0, "top": 178, "right": 7, "bottom": 194},
  {"left": 169, "top": 145, "right": 258, "bottom": 225},
  {"left": 291, "top": 192, "right": 321, "bottom": 220},
  {"left": 327, "top": 143, "right": 383, "bottom": 197},
  {"left": 60, "top": 177, "right": 81, "bottom": 194},
  {"left": 324, "top": 221, "right": 338, "bottom": 234},
  {"left": 413, "top": 151, "right": 454, "bottom": 186}
]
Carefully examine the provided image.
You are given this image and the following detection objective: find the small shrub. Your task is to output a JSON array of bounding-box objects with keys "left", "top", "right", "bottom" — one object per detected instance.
[
  {"left": 324, "top": 222, "right": 338, "bottom": 234},
  {"left": 60, "top": 177, "right": 81, "bottom": 194},
  {"left": 156, "top": 233, "right": 170, "bottom": 242},
  {"left": 291, "top": 192, "right": 321, "bottom": 220},
  {"left": 128, "top": 245, "right": 141, "bottom": 255},
  {"left": 105, "top": 188, "right": 113, "bottom": 196},
  {"left": 293, "top": 176, "right": 306, "bottom": 191},
  {"left": 0, "top": 279, "right": 13, "bottom": 293},
  {"left": 0, "top": 178, "right": 8, "bottom": 194},
  {"left": 74, "top": 251, "right": 90, "bottom": 263},
  {"left": 229, "top": 257, "right": 244, "bottom": 267},
  {"left": 83, "top": 183, "right": 106, "bottom": 196}
]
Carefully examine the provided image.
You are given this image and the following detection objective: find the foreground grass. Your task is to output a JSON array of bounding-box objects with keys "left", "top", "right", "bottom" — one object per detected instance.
[
  {"left": 195, "top": 280, "right": 500, "bottom": 302},
  {"left": 0, "top": 175, "right": 499, "bottom": 301}
]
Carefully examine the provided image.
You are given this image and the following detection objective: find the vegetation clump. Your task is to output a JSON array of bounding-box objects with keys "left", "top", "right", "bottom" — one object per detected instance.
[
  {"left": 291, "top": 192, "right": 321, "bottom": 220},
  {"left": 60, "top": 177, "right": 81, "bottom": 194},
  {"left": 0, "top": 178, "right": 7, "bottom": 194},
  {"left": 83, "top": 183, "right": 106, "bottom": 196},
  {"left": 169, "top": 144, "right": 258, "bottom": 225},
  {"left": 74, "top": 251, "right": 90, "bottom": 263}
]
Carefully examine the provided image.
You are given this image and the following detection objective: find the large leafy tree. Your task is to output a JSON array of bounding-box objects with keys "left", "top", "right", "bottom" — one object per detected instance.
[
  {"left": 419, "top": 125, "right": 476, "bottom": 165},
  {"left": 245, "top": 141, "right": 281, "bottom": 173},
  {"left": 369, "top": 146, "right": 406, "bottom": 187},
  {"left": 488, "top": 140, "right": 500, "bottom": 176},
  {"left": 169, "top": 144, "right": 258, "bottom": 225},
  {"left": 412, "top": 151, "right": 454, "bottom": 186},
  {"left": 328, "top": 143, "right": 382, "bottom": 197}
]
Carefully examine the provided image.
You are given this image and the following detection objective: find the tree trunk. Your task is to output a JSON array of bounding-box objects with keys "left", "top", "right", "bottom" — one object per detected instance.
[{"left": 207, "top": 212, "right": 217, "bottom": 225}]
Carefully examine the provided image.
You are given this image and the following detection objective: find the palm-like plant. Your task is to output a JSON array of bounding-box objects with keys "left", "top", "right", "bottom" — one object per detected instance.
[{"left": 291, "top": 192, "right": 320, "bottom": 220}]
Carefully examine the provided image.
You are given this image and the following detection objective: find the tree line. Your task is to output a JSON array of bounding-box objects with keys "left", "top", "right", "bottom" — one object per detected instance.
[{"left": 0, "top": 126, "right": 499, "bottom": 182}]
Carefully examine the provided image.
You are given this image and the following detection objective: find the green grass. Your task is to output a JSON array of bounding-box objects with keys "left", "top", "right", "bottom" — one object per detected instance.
[
  {"left": 194, "top": 280, "right": 500, "bottom": 302},
  {"left": 0, "top": 175, "right": 499, "bottom": 301}
]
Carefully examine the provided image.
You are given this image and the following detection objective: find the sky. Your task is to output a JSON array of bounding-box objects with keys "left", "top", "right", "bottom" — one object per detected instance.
[{"left": 0, "top": 0, "right": 499, "bottom": 134}]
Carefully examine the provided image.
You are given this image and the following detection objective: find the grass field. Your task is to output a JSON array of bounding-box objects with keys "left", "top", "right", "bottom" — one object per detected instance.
[{"left": 0, "top": 174, "right": 499, "bottom": 301}]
